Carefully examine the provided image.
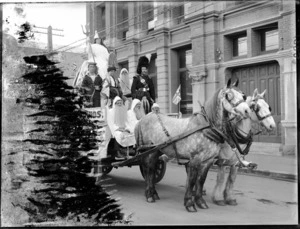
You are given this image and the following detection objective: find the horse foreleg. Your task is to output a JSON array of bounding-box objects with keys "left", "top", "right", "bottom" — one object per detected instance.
[
  {"left": 224, "top": 165, "right": 238, "bottom": 206},
  {"left": 194, "top": 160, "right": 213, "bottom": 209},
  {"left": 184, "top": 163, "right": 197, "bottom": 212},
  {"left": 212, "top": 165, "right": 227, "bottom": 206},
  {"left": 143, "top": 154, "right": 159, "bottom": 203}
]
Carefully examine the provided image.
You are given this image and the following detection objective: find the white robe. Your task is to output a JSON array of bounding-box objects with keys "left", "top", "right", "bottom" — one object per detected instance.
[
  {"left": 106, "top": 97, "right": 136, "bottom": 147},
  {"left": 126, "top": 99, "right": 141, "bottom": 133}
]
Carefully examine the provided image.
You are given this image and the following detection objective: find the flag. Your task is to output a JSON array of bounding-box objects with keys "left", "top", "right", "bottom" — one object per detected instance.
[{"left": 172, "top": 85, "right": 181, "bottom": 105}]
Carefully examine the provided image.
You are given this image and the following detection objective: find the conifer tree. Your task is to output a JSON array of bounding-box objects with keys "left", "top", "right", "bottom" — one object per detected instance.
[{"left": 18, "top": 54, "right": 123, "bottom": 225}]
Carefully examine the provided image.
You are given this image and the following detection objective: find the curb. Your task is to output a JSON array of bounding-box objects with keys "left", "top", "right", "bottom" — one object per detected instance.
[
  {"left": 168, "top": 159, "right": 297, "bottom": 183},
  {"left": 210, "top": 165, "right": 297, "bottom": 182}
]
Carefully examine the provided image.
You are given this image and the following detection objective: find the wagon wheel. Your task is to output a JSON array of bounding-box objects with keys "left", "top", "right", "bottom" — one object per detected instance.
[
  {"left": 101, "top": 165, "right": 113, "bottom": 175},
  {"left": 139, "top": 159, "right": 167, "bottom": 184}
]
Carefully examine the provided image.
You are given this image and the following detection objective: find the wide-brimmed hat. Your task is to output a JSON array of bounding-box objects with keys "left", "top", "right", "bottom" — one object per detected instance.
[{"left": 107, "top": 66, "right": 117, "bottom": 72}]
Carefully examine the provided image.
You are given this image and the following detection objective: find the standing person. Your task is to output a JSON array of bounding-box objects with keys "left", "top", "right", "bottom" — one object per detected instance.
[
  {"left": 131, "top": 56, "right": 155, "bottom": 114},
  {"left": 80, "top": 62, "right": 102, "bottom": 107},
  {"left": 102, "top": 66, "right": 123, "bottom": 105}
]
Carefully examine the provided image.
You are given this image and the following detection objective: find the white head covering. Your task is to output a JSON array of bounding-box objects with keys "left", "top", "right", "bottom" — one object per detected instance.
[
  {"left": 112, "top": 96, "right": 122, "bottom": 108},
  {"left": 152, "top": 103, "right": 159, "bottom": 108},
  {"left": 94, "top": 31, "right": 100, "bottom": 39},
  {"left": 119, "top": 68, "right": 131, "bottom": 96},
  {"left": 130, "top": 99, "right": 141, "bottom": 111}
]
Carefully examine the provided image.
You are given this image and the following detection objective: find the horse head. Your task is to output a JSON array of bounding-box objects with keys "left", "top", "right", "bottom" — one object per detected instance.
[
  {"left": 248, "top": 89, "right": 276, "bottom": 131},
  {"left": 220, "top": 79, "right": 251, "bottom": 119}
]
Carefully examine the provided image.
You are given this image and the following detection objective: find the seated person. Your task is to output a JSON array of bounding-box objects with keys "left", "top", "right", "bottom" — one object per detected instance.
[
  {"left": 126, "top": 99, "right": 145, "bottom": 133},
  {"left": 107, "top": 96, "right": 136, "bottom": 148},
  {"left": 151, "top": 103, "right": 160, "bottom": 114}
]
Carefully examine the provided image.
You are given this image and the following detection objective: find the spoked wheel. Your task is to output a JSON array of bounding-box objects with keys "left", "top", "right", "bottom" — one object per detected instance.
[
  {"left": 101, "top": 165, "right": 113, "bottom": 175},
  {"left": 139, "top": 159, "right": 167, "bottom": 184}
]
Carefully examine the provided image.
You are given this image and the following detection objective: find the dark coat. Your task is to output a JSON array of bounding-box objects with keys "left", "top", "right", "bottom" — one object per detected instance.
[
  {"left": 81, "top": 74, "right": 102, "bottom": 107},
  {"left": 131, "top": 74, "right": 155, "bottom": 102}
]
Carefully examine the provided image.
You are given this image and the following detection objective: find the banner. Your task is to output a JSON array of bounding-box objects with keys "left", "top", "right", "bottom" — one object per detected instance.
[
  {"left": 172, "top": 85, "right": 181, "bottom": 105},
  {"left": 83, "top": 107, "right": 106, "bottom": 122}
]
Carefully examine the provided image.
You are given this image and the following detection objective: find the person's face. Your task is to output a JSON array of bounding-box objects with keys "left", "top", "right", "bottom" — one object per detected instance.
[
  {"left": 152, "top": 107, "right": 159, "bottom": 113},
  {"left": 134, "top": 103, "right": 141, "bottom": 111},
  {"left": 115, "top": 100, "right": 123, "bottom": 107},
  {"left": 109, "top": 70, "right": 116, "bottom": 77},
  {"left": 95, "top": 38, "right": 101, "bottom": 44},
  {"left": 141, "top": 67, "right": 148, "bottom": 75},
  {"left": 88, "top": 65, "right": 97, "bottom": 74}
]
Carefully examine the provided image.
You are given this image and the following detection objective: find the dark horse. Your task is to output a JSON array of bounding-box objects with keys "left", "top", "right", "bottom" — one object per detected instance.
[{"left": 134, "top": 79, "right": 251, "bottom": 212}]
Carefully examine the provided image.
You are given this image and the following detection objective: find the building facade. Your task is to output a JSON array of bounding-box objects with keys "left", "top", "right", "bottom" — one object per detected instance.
[{"left": 86, "top": 1, "right": 296, "bottom": 155}]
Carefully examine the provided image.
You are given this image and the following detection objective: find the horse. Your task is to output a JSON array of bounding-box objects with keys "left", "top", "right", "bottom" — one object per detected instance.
[
  {"left": 210, "top": 88, "right": 276, "bottom": 206},
  {"left": 134, "top": 79, "right": 252, "bottom": 212}
]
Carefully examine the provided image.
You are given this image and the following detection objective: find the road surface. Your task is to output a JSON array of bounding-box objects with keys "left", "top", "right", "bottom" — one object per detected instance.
[{"left": 101, "top": 163, "right": 297, "bottom": 225}]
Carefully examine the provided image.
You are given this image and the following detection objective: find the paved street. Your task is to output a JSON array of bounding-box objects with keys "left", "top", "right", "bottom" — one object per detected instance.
[{"left": 101, "top": 163, "right": 297, "bottom": 225}]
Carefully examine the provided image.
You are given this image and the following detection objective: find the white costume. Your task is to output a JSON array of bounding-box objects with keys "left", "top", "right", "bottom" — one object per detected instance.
[
  {"left": 126, "top": 99, "right": 142, "bottom": 133},
  {"left": 119, "top": 68, "right": 131, "bottom": 96},
  {"left": 107, "top": 97, "right": 136, "bottom": 147}
]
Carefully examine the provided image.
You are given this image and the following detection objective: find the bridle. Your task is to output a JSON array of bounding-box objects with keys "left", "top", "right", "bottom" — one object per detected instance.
[
  {"left": 223, "top": 88, "right": 247, "bottom": 108},
  {"left": 250, "top": 99, "right": 272, "bottom": 122}
]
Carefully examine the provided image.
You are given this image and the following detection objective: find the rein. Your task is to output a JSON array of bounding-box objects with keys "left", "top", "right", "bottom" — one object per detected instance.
[{"left": 155, "top": 113, "right": 189, "bottom": 165}]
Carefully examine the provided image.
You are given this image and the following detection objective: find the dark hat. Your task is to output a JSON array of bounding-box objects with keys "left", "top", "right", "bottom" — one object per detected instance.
[
  {"left": 137, "top": 56, "right": 149, "bottom": 74},
  {"left": 107, "top": 66, "right": 116, "bottom": 72}
]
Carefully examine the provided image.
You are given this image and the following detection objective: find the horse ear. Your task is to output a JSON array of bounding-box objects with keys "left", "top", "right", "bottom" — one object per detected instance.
[
  {"left": 232, "top": 78, "right": 239, "bottom": 87},
  {"left": 252, "top": 88, "right": 258, "bottom": 100},
  {"left": 227, "top": 78, "right": 232, "bottom": 88},
  {"left": 260, "top": 89, "right": 267, "bottom": 98}
]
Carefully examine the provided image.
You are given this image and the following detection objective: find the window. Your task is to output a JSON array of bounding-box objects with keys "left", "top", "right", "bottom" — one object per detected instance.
[
  {"left": 116, "top": 2, "right": 129, "bottom": 40},
  {"left": 172, "top": 3, "right": 184, "bottom": 25},
  {"left": 261, "top": 29, "right": 278, "bottom": 52},
  {"left": 233, "top": 34, "right": 247, "bottom": 57},
  {"left": 178, "top": 47, "right": 193, "bottom": 115},
  {"left": 96, "top": 5, "right": 106, "bottom": 39}
]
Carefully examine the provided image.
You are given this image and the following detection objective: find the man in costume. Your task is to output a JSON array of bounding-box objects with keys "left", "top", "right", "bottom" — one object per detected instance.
[
  {"left": 102, "top": 66, "right": 123, "bottom": 105},
  {"left": 131, "top": 56, "right": 155, "bottom": 114},
  {"left": 80, "top": 62, "right": 102, "bottom": 107},
  {"left": 151, "top": 103, "right": 160, "bottom": 114}
]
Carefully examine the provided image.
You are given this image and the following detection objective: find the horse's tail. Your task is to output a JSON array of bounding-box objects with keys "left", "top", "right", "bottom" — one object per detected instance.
[{"left": 142, "top": 98, "right": 150, "bottom": 114}]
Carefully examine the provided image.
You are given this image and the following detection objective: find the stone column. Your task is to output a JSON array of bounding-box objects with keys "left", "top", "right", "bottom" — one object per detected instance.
[
  {"left": 155, "top": 31, "right": 169, "bottom": 113},
  {"left": 126, "top": 40, "right": 139, "bottom": 81},
  {"left": 280, "top": 56, "right": 297, "bottom": 155}
]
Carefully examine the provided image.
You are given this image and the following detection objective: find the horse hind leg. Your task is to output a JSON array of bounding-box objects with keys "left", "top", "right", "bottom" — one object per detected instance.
[
  {"left": 224, "top": 165, "right": 238, "bottom": 206},
  {"left": 194, "top": 160, "right": 214, "bottom": 209},
  {"left": 184, "top": 163, "right": 198, "bottom": 212},
  {"left": 212, "top": 165, "right": 227, "bottom": 206}
]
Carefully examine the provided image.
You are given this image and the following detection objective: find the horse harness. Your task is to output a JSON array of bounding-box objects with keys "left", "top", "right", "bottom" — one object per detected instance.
[
  {"left": 223, "top": 87, "right": 247, "bottom": 109},
  {"left": 250, "top": 101, "right": 272, "bottom": 122},
  {"left": 155, "top": 113, "right": 188, "bottom": 165}
]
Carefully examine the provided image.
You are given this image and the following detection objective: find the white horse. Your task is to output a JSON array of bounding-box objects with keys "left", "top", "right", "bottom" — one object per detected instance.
[{"left": 209, "top": 89, "right": 276, "bottom": 206}]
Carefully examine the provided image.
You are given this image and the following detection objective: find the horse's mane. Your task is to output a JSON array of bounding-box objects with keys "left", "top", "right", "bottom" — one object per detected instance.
[{"left": 204, "top": 88, "right": 223, "bottom": 125}]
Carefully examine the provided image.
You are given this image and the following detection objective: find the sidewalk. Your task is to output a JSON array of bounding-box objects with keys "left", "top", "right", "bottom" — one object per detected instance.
[{"left": 210, "top": 142, "right": 298, "bottom": 182}]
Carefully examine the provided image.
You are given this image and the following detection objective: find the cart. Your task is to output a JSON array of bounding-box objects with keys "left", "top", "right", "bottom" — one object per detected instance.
[{"left": 85, "top": 107, "right": 167, "bottom": 184}]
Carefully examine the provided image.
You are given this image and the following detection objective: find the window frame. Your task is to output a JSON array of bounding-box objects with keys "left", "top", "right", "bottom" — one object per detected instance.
[
  {"left": 232, "top": 32, "right": 248, "bottom": 58},
  {"left": 260, "top": 28, "right": 279, "bottom": 54}
]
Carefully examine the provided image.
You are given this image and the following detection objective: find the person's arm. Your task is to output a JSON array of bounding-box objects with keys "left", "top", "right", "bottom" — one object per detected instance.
[
  {"left": 148, "top": 77, "right": 155, "bottom": 102},
  {"left": 131, "top": 76, "right": 138, "bottom": 99}
]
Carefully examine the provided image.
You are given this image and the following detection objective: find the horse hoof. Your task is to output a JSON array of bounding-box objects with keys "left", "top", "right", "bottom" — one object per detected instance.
[
  {"left": 147, "top": 197, "right": 155, "bottom": 203},
  {"left": 153, "top": 194, "right": 160, "bottom": 201},
  {"left": 214, "top": 200, "right": 226, "bottom": 206},
  {"left": 185, "top": 205, "right": 197, "bottom": 212},
  {"left": 226, "top": 199, "right": 237, "bottom": 206},
  {"left": 196, "top": 201, "right": 209, "bottom": 209}
]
